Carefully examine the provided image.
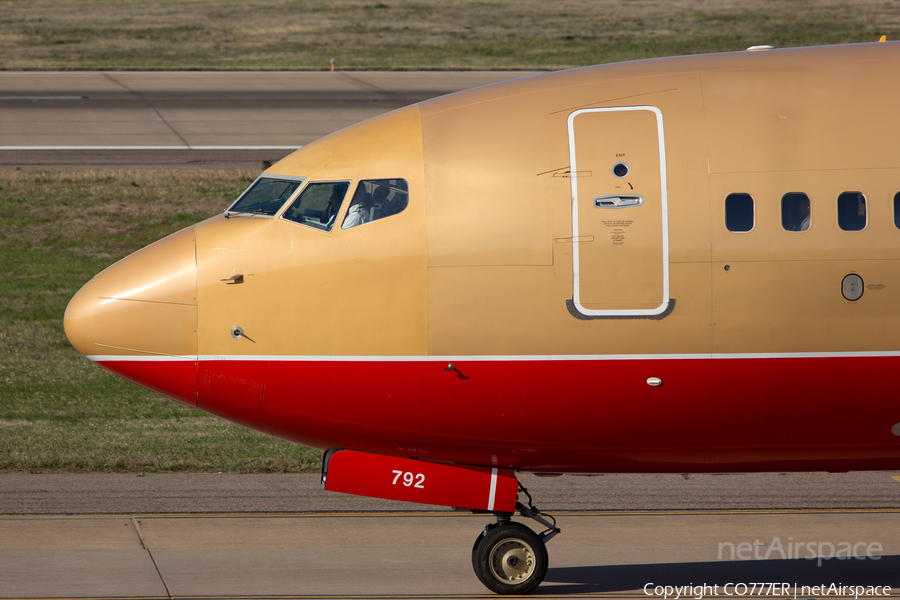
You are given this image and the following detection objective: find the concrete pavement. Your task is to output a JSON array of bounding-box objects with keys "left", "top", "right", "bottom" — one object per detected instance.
[
  {"left": 1, "top": 472, "right": 898, "bottom": 597},
  {"left": 1, "top": 510, "right": 897, "bottom": 598}
]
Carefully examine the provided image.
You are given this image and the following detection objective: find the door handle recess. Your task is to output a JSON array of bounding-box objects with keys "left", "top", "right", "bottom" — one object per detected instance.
[{"left": 594, "top": 195, "right": 643, "bottom": 208}]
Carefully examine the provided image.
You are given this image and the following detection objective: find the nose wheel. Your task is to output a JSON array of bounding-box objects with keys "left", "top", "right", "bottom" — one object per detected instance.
[
  {"left": 471, "top": 484, "right": 560, "bottom": 595},
  {"left": 472, "top": 521, "right": 548, "bottom": 594}
]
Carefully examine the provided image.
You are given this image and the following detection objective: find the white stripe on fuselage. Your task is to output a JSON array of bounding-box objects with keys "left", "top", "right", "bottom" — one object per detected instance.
[{"left": 86, "top": 351, "right": 900, "bottom": 362}]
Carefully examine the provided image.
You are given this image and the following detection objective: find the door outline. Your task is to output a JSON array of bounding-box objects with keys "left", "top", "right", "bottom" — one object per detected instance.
[{"left": 567, "top": 106, "right": 671, "bottom": 318}]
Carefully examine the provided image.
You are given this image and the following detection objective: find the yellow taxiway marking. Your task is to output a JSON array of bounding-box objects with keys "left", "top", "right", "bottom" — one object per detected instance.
[
  {"left": 4, "top": 595, "right": 899, "bottom": 600},
  {"left": 892, "top": 476, "right": 900, "bottom": 482}
]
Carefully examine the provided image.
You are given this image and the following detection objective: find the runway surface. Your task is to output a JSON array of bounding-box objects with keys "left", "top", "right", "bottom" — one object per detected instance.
[
  {"left": 1, "top": 508, "right": 897, "bottom": 598},
  {"left": 0, "top": 71, "right": 538, "bottom": 170},
  {"left": 0, "top": 472, "right": 898, "bottom": 598}
]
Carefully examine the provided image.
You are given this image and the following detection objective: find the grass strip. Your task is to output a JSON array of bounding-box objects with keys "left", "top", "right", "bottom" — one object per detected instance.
[
  {"left": 0, "top": 169, "right": 323, "bottom": 472},
  {"left": 1, "top": 0, "right": 898, "bottom": 71}
]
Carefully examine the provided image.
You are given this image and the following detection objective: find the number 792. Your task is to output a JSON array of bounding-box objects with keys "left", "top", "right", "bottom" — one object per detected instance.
[{"left": 392, "top": 470, "right": 425, "bottom": 488}]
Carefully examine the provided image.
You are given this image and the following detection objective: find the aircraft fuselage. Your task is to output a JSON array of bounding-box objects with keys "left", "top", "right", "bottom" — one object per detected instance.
[{"left": 65, "top": 43, "right": 900, "bottom": 475}]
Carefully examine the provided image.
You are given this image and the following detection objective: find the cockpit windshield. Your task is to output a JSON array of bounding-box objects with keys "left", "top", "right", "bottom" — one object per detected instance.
[
  {"left": 281, "top": 181, "right": 350, "bottom": 231},
  {"left": 226, "top": 176, "right": 305, "bottom": 217}
]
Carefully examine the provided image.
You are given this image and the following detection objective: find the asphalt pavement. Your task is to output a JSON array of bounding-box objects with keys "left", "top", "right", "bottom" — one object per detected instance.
[{"left": 2, "top": 471, "right": 899, "bottom": 514}]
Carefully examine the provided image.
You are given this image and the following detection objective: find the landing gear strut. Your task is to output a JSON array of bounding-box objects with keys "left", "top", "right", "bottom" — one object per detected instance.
[{"left": 471, "top": 484, "right": 560, "bottom": 595}]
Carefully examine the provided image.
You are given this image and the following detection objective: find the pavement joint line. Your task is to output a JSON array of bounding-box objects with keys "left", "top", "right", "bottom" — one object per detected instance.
[
  {"left": 336, "top": 72, "right": 412, "bottom": 105},
  {"left": 100, "top": 72, "right": 192, "bottom": 150},
  {"left": 2, "top": 507, "right": 900, "bottom": 520},
  {"left": 130, "top": 516, "right": 173, "bottom": 598}
]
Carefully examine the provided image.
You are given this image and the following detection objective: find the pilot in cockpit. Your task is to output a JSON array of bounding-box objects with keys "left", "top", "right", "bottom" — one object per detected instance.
[
  {"left": 373, "top": 185, "right": 392, "bottom": 218},
  {"left": 342, "top": 192, "right": 372, "bottom": 229},
  {"left": 325, "top": 187, "right": 345, "bottom": 226}
]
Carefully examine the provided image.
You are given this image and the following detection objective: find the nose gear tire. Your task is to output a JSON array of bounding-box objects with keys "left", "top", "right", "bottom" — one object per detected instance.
[{"left": 472, "top": 522, "right": 548, "bottom": 595}]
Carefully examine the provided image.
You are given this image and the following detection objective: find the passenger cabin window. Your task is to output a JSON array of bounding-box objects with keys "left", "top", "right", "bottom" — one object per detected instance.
[
  {"left": 226, "top": 176, "right": 303, "bottom": 217},
  {"left": 725, "top": 193, "right": 754, "bottom": 232},
  {"left": 782, "top": 193, "right": 811, "bottom": 232},
  {"left": 837, "top": 192, "right": 867, "bottom": 231},
  {"left": 281, "top": 181, "right": 350, "bottom": 232},
  {"left": 894, "top": 192, "right": 900, "bottom": 229},
  {"left": 341, "top": 179, "right": 409, "bottom": 229}
]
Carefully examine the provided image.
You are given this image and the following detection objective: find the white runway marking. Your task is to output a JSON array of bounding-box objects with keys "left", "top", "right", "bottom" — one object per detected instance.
[
  {"left": 0, "top": 145, "right": 301, "bottom": 151},
  {"left": 0, "top": 95, "right": 88, "bottom": 100}
]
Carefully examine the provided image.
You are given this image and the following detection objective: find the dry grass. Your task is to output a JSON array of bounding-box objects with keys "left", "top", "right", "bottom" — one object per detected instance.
[
  {"left": 0, "top": 169, "right": 323, "bottom": 472},
  {"left": 1, "top": 0, "right": 899, "bottom": 70},
  {"left": 0, "top": 170, "right": 252, "bottom": 260}
]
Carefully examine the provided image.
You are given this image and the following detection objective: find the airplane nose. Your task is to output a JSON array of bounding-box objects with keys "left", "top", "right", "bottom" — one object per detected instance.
[{"left": 64, "top": 227, "right": 198, "bottom": 406}]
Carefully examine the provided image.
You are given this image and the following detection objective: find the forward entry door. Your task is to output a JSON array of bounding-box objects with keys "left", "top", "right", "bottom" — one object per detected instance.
[{"left": 568, "top": 106, "right": 670, "bottom": 317}]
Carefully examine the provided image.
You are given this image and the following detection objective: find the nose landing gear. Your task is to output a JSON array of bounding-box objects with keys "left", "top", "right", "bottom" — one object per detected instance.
[{"left": 471, "top": 484, "right": 560, "bottom": 595}]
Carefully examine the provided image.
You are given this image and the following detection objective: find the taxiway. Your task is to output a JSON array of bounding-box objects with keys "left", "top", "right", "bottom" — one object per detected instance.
[
  {"left": 1, "top": 508, "right": 897, "bottom": 598},
  {"left": 0, "top": 472, "right": 898, "bottom": 598},
  {"left": 0, "top": 71, "right": 538, "bottom": 169}
]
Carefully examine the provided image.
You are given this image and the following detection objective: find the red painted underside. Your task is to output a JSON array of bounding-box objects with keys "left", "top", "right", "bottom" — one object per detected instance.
[{"left": 98, "top": 356, "right": 900, "bottom": 473}]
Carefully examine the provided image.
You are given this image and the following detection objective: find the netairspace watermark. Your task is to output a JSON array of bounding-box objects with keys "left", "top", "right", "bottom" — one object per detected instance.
[
  {"left": 718, "top": 537, "right": 883, "bottom": 567},
  {"left": 642, "top": 537, "right": 891, "bottom": 599},
  {"left": 643, "top": 583, "right": 893, "bottom": 599}
]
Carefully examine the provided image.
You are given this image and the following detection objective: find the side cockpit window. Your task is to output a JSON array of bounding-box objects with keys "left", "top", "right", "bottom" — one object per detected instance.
[
  {"left": 226, "top": 176, "right": 304, "bottom": 217},
  {"left": 341, "top": 179, "right": 409, "bottom": 230},
  {"left": 281, "top": 181, "right": 350, "bottom": 232}
]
